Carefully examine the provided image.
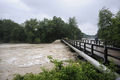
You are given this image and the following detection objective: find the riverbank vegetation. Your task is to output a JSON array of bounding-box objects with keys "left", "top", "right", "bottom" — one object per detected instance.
[
  {"left": 97, "top": 8, "right": 120, "bottom": 47},
  {"left": 0, "top": 16, "right": 82, "bottom": 43},
  {"left": 13, "top": 56, "right": 116, "bottom": 80}
]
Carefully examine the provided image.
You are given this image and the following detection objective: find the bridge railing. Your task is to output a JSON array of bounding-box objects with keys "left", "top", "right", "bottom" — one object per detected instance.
[
  {"left": 63, "top": 39, "right": 120, "bottom": 65},
  {"left": 81, "top": 39, "right": 119, "bottom": 48}
]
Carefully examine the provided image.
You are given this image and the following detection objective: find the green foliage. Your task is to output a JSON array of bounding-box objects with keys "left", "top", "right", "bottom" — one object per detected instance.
[
  {"left": 97, "top": 8, "right": 113, "bottom": 40},
  {"left": 98, "top": 7, "right": 113, "bottom": 29},
  {"left": 13, "top": 58, "right": 116, "bottom": 80},
  {"left": 13, "top": 74, "right": 23, "bottom": 80},
  {"left": 68, "top": 17, "right": 82, "bottom": 40},
  {"left": 0, "top": 19, "right": 21, "bottom": 42},
  {"left": 97, "top": 8, "right": 120, "bottom": 47},
  {"left": 26, "top": 31, "right": 35, "bottom": 43},
  {"left": 34, "top": 38, "right": 41, "bottom": 43},
  {"left": 0, "top": 16, "right": 83, "bottom": 43},
  {"left": 48, "top": 56, "right": 63, "bottom": 70},
  {"left": 24, "top": 19, "right": 38, "bottom": 43},
  {"left": 11, "top": 27, "right": 26, "bottom": 42}
]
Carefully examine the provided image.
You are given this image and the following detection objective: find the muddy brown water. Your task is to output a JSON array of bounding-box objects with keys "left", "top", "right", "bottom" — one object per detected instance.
[{"left": 0, "top": 40, "right": 76, "bottom": 80}]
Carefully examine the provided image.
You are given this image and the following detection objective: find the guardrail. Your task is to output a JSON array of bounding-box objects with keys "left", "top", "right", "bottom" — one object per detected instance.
[
  {"left": 81, "top": 39, "right": 119, "bottom": 48},
  {"left": 81, "top": 39, "right": 103, "bottom": 45},
  {"left": 63, "top": 39, "right": 120, "bottom": 65},
  {"left": 61, "top": 39, "right": 120, "bottom": 79}
]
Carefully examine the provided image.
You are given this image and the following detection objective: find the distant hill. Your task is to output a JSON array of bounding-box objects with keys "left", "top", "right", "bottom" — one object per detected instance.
[{"left": 82, "top": 33, "right": 96, "bottom": 39}]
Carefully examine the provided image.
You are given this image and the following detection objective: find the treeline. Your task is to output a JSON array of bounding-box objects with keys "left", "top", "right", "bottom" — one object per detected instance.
[
  {"left": 82, "top": 33, "right": 96, "bottom": 39},
  {"left": 0, "top": 16, "right": 82, "bottom": 43},
  {"left": 97, "top": 8, "right": 120, "bottom": 47}
]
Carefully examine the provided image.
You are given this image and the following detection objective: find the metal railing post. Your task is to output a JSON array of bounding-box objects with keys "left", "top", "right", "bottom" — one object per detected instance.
[
  {"left": 91, "top": 44, "right": 94, "bottom": 55},
  {"left": 104, "top": 46, "right": 108, "bottom": 64},
  {"left": 79, "top": 41, "right": 81, "bottom": 49},
  {"left": 84, "top": 43, "right": 86, "bottom": 52},
  {"left": 76, "top": 41, "right": 78, "bottom": 48},
  {"left": 74, "top": 41, "right": 75, "bottom": 46}
]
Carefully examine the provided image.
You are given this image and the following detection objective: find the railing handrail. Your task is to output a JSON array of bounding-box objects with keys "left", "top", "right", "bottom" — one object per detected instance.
[
  {"left": 63, "top": 39, "right": 120, "bottom": 65},
  {"left": 72, "top": 39, "right": 120, "bottom": 51}
]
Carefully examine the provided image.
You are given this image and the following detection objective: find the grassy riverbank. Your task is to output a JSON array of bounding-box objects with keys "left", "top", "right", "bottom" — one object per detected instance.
[{"left": 13, "top": 56, "right": 116, "bottom": 80}]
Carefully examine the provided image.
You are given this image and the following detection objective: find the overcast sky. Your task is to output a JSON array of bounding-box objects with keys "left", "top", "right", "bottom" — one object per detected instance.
[{"left": 0, "top": 0, "right": 120, "bottom": 35}]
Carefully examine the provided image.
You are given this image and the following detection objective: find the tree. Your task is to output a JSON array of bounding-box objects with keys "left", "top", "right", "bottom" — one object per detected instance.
[
  {"left": 11, "top": 27, "right": 26, "bottom": 42},
  {"left": 0, "top": 17, "right": 83, "bottom": 43},
  {"left": 24, "top": 19, "right": 39, "bottom": 43},
  {"left": 68, "top": 17, "right": 82, "bottom": 39},
  {"left": 0, "top": 19, "right": 21, "bottom": 42},
  {"left": 97, "top": 8, "right": 120, "bottom": 47},
  {"left": 110, "top": 10, "right": 120, "bottom": 47},
  {"left": 97, "top": 8, "right": 113, "bottom": 41}
]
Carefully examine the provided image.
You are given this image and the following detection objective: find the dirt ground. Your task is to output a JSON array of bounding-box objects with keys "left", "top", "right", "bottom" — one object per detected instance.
[{"left": 0, "top": 40, "right": 76, "bottom": 80}]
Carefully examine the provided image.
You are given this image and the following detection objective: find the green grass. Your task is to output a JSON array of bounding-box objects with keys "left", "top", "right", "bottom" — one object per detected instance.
[{"left": 13, "top": 56, "right": 116, "bottom": 80}]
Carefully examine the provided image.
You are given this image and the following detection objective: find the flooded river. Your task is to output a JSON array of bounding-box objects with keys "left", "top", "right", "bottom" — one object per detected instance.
[{"left": 0, "top": 40, "right": 75, "bottom": 80}]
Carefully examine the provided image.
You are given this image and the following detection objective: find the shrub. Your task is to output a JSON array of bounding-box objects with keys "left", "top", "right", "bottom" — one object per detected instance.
[{"left": 13, "top": 57, "right": 116, "bottom": 80}]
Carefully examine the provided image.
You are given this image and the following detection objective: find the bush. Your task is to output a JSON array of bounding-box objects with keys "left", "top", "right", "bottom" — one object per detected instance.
[
  {"left": 34, "top": 38, "right": 41, "bottom": 43},
  {"left": 13, "top": 57, "right": 116, "bottom": 80}
]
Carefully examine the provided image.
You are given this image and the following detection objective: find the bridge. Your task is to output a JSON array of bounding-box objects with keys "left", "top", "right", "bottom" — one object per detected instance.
[{"left": 61, "top": 39, "right": 120, "bottom": 78}]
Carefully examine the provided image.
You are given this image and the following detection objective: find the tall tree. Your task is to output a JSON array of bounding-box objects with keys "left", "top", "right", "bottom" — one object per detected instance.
[
  {"left": 68, "top": 17, "right": 82, "bottom": 39},
  {"left": 0, "top": 19, "right": 20, "bottom": 42},
  {"left": 11, "top": 27, "right": 26, "bottom": 42},
  {"left": 97, "top": 8, "right": 120, "bottom": 47},
  {"left": 24, "top": 19, "right": 39, "bottom": 43},
  {"left": 111, "top": 10, "right": 120, "bottom": 46},
  {"left": 97, "top": 8, "right": 113, "bottom": 40}
]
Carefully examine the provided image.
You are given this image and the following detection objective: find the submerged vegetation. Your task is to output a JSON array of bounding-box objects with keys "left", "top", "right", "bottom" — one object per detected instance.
[
  {"left": 0, "top": 16, "right": 82, "bottom": 43},
  {"left": 13, "top": 56, "right": 116, "bottom": 80}
]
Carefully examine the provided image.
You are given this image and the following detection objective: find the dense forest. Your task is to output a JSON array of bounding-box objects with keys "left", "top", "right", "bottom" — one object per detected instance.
[
  {"left": 1, "top": 8, "right": 120, "bottom": 46},
  {"left": 0, "top": 16, "right": 82, "bottom": 43},
  {"left": 97, "top": 8, "right": 120, "bottom": 47}
]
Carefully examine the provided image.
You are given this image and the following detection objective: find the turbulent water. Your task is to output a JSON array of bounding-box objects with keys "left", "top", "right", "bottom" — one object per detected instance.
[{"left": 0, "top": 40, "right": 75, "bottom": 80}]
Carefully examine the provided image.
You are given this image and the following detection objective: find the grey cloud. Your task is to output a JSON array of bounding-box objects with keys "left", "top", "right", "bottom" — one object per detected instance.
[{"left": 0, "top": 0, "right": 120, "bottom": 35}]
